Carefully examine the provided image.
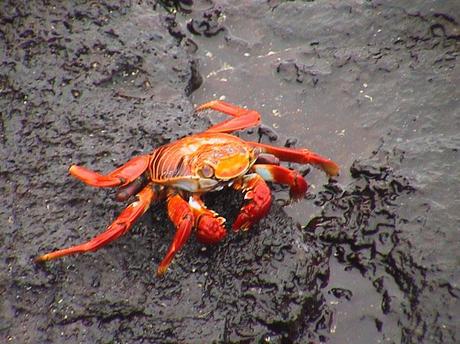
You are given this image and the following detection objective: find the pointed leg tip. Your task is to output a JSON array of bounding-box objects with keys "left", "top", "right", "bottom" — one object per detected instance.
[
  {"left": 315, "top": 158, "right": 339, "bottom": 177},
  {"left": 326, "top": 162, "right": 340, "bottom": 177},
  {"left": 68, "top": 165, "right": 77, "bottom": 174},
  {"left": 34, "top": 254, "right": 48, "bottom": 263},
  {"left": 156, "top": 266, "right": 168, "bottom": 277},
  {"left": 195, "top": 100, "right": 217, "bottom": 112}
]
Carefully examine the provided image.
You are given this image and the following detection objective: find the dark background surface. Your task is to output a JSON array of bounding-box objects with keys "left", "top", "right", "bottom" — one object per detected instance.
[{"left": 1, "top": 1, "right": 459, "bottom": 343}]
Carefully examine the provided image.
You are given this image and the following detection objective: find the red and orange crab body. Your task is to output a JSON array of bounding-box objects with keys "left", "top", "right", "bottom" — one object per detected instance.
[{"left": 36, "top": 101, "right": 339, "bottom": 275}]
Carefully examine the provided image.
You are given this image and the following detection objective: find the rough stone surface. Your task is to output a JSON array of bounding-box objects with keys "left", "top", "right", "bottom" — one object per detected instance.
[{"left": 1, "top": 1, "right": 459, "bottom": 343}]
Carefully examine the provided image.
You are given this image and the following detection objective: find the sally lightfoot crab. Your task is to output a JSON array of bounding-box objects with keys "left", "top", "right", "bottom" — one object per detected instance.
[{"left": 36, "top": 101, "right": 339, "bottom": 275}]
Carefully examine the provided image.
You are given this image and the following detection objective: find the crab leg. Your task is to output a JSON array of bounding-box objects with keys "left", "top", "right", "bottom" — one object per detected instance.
[
  {"left": 251, "top": 164, "right": 308, "bottom": 200},
  {"left": 158, "top": 193, "right": 195, "bottom": 276},
  {"left": 35, "top": 184, "right": 157, "bottom": 262},
  {"left": 69, "top": 155, "right": 151, "bottom": 187},
  {"left": 248, "top": 141, "right": 339, "bottom": 177},
  {"left": 189, "top": 196, "right": 227, "bottom": 244},
  {"left": 196, "top": 100, "right": 261, "bottom": 133},
  {"left": 232, "top": 174, "right": 272, "bottom": 231}
]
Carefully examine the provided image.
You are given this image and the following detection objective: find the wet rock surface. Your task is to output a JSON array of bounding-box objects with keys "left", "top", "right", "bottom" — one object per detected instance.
[{"left": 1, "top": 1, "right": 459, "bottom": 343}]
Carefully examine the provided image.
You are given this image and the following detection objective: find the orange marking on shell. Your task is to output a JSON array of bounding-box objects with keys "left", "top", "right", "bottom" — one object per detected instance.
[{"left": 214, "top": 152, "right": 250, "bottom": 180}]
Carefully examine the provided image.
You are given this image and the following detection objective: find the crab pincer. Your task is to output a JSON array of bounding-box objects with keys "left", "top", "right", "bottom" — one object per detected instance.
[{"left": 232, "top": 174, "right": 272, "bottom": 231}]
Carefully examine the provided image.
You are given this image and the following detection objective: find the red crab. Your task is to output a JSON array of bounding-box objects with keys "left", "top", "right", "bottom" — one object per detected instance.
[{"left": 36, "top": 101, "right": 339, "bottom": 275}]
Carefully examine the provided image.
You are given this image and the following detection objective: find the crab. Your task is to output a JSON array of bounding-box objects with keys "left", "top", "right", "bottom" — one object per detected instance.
[{"left": 36, "top": 101, "right": 339, "bottom": 275}]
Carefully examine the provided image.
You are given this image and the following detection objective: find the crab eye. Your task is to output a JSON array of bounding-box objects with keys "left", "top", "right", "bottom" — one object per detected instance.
[{"left": 199, "top": 164, "right": 214, "bottom": 178}]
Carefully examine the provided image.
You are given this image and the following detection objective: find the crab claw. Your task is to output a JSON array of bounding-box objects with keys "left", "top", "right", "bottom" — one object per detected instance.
[
  {"left": 189, "top": 196, "right": 227, "bottom": 244},
  {"left": 232, "top": 174, "right": 272, "bottom": 231},
  {"left": 196, "top": 214, "right": 227, "bottom": 244},
  {"left": 251, "top": 164, "right": 308, "bottom": 200}
]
